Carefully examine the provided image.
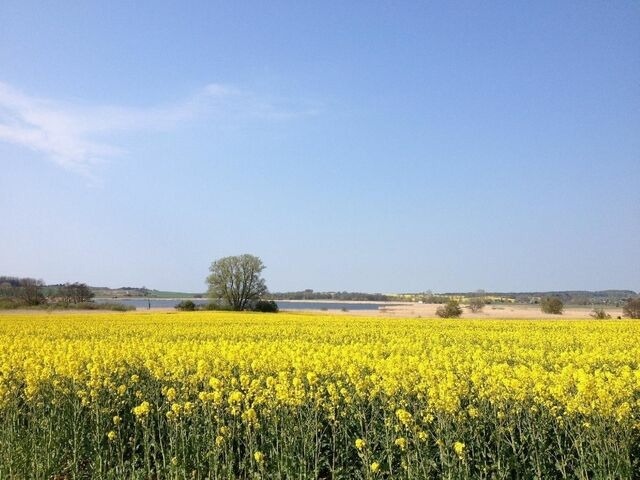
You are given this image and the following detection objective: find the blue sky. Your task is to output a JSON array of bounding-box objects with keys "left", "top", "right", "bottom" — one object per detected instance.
[{"left": 1, "top": 1, "right": 638, "bottom": 293}]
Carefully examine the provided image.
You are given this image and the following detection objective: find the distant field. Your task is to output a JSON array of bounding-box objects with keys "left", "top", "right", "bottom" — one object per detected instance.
[{"left": 0, "top": 311, "right": 638, "bottom": 478}]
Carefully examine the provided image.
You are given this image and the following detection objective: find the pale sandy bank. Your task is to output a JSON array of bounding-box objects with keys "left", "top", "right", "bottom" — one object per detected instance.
[{"left": 295, "top": 303, "right": 624, "bottom": 319}]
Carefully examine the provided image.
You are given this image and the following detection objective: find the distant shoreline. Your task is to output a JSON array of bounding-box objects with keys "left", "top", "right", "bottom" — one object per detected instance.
[{"left": 76, "top": 298, "right": 628, "bottom": 319}]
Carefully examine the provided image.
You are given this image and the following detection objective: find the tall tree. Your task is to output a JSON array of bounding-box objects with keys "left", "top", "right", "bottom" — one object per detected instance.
[
  {"left": 18, "top": 278, "right": 45, "bottom": 306},
  {"left": 206, "top": 254, "right": 268, "bottom": 311},
  {"left": 57, "top": 282, "right": 94, "bottom": 304}
]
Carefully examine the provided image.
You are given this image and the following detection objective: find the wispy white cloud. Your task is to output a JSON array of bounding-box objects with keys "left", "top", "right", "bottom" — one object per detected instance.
[{"left": 0, "top": 81, "right": 316, "bottom": 174}]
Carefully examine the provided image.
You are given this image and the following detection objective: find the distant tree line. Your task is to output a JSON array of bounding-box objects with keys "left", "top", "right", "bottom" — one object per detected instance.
[
  {"left": 461, "top": 290, "right": 636, "bottom": 306},
  {"left": 0, "top": 276, "right": 132, "bottom": 311},
  {"left": 268, "top": 289, "right": 638, "bottom": 309},
  {"left": 0, "top": 277, "right": 46, "bottom": 307},
  {"left": 407, "top": 290, "right": 637, "bottom": 306},
  {"left": 1, "top": 276, "right": 94, "bottom": 308},
  {"left": 267, "top": 290, "right": 392, "bottom": 302}
]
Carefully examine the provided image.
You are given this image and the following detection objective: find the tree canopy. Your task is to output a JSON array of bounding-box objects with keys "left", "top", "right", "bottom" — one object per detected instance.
[
  {"left": 56, "top": 282, "right": 94, "bottom": 304},
  {"left": 623, "top": 298, "right": 640, "bottom": 319},
  {"left": 206, "top": 254, "right": 268, "bottom": 311}
]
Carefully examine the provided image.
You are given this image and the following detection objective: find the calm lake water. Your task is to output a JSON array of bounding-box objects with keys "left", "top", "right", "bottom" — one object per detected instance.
[{"left": 96, "top": 298, "right": 389, "bottom": 311}]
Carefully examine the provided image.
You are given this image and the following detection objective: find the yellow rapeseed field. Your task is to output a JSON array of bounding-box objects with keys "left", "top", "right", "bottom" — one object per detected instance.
[{"left": 0, "top": 311, "right": 638, "bottom": 479}]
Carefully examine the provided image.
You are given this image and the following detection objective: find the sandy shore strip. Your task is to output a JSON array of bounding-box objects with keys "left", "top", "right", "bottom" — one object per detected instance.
[{"left": 289, "top": 302, "right": 624, "bottom": 319}]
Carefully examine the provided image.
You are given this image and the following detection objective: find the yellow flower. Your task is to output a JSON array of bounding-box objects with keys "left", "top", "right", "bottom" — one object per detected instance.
[
  {"left": 355, "top": 438, "right": 366, "bottom": 450},
  {"left": 107, "top": 430, "right": 117, "bottom": 441},
  {"left": 306, "top": 371, "right": 318, "bottom": 385},
  {"left": 453, "top": 441, "right": 465, "bottom": 459},
  {"left": 112, "top": 415, "right": 121, "bottom": 426},
  {"left": 394, "top": 437, "right": 407, "bottom": 450},
  {"left": 242, "top": 407, "right": 258, "bottom": 426},
  {"left": 395, "top": 409, "right": 412, "bottom": 426},
  {"left": 132, "top": 400, "right": 151, "bottom": 419},
  {"left": 228, "top": 390, "right": 243, "bottom": 404},
  {"left": 253, "top": 451, "right": 265, "bottom": 464},
  {"left": 370, "top": 461, "right": 380, "bottom": 473},
  {"left": 166, "top": 387, "right": 176, "bottom": 402}
]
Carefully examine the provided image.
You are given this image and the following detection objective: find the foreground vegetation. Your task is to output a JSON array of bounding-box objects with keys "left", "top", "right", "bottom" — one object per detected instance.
[{"left": 0, "top": 312, "right": 638, "bottom": 479}]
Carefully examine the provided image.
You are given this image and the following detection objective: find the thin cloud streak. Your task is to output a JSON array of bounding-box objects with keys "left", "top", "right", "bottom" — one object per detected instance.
[{"left": 0, "top": 82, "right": 316, "bottom": 174}]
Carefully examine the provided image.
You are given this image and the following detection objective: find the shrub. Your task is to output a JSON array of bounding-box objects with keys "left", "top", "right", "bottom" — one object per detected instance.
[
  {"left": 200, "top": 301, "right": 231, "bottom": 311},
  {"left": 56, "top": 283, "right": 94, "bottom": 304},
  {"left": 623, "top": 298, "right": 640, "bottom": 319},
  {"left": 79, "top": 302, "right": 135, "bottom": 311},
  {"left": 541, "top": 297, "right": 563, "bottom": 315},
  {"left": 175, "top": 300, "right": 196, "bottom": 311},
  {"left": 0, "top": 298, "right": 23, "bottom": 309},
  {"left": 590, "top": 308, "right": 611, "bottom": 319},
  {"left": 106, "top": 303, "right": 135, "bottom": 312},
  {"left": 253, "top": 300, "right": 279, "bottom": 313},
  {"left": 436, "top": 300, "right": 462, "bottom": 318},
  {"left": 467, "top": 297, "right": 485, "bottom": 313}
]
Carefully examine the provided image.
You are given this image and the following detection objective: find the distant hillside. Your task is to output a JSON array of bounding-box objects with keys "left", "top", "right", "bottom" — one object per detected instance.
[
  {"left": 267, "top": 290, "right": 392, "bottom": 302},
  {"left": 89, "top": 286, "right": 203, "bottom": 299}
]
